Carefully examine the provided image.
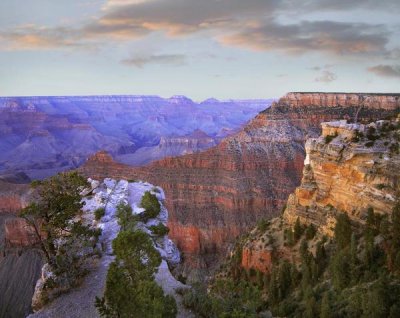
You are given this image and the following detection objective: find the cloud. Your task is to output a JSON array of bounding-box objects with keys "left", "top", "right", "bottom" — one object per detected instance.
[
  {"left": 0, "top": 0, "right": 396, "bottom": 59},
  {"left": 298, "top": 0, "right": 400, "bottom": 12},
  {"left": 220, "top": 20, "right": 389, "bottom": 56},
  {"left": 315, "top": 70, "right": 337, "bottom": 82},
  {"left": 367, "top": 64, "right": 400, "bottom": 78},
  {"left": 0, "top": 25, "right": 89, "bottom": 50},
  {"left": 121, "top": 54, "right": 186, "bottom": 68}
]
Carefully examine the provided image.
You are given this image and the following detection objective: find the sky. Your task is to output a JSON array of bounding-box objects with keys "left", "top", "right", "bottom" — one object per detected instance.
[{"left": 0, "top": 0, "right": 399, "bottom": 100}]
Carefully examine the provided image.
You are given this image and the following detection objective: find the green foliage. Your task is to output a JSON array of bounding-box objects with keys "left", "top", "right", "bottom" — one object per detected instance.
[
  {"left": 260, "top": 210, "right": 400, "bottom": 318},
  {"left": 20, "top": 172, "right": 97, "bottom": 283},
  {"left": 330, "top": 247, "right": 352, "bottom": 290},
  {"left": 324, "top": 132, "right": 338, "bottom": 144},
  {"left": 284, "top": 228, "right": 295, "bottom": 246},
  {"left": 96, "top": 229, "right": 176, "bottom": 317},
  {"left": 149, "top": 223, "right": 170, "bottom": 236},
  {"left": 305, "top": 224, "right": 317, "bottom": 240},
  {"left": 257, "top": 218, "right": 269, "bottom": 232},
  {"left": 96, "top": 262, "right": 176, "bottom": 318},
  {"left": 182, "top": 279, "right": 265, "bottom": 318},
  {"left": 116, "top": 203, "right": 138, "bottom": 231},
  {"left": 112, "top": 230, "right": 161, "bottom": 279},
  {"left": 334, "top": 213, "right": 352, "bottom": 250},
  {"left": 141, "top": 191, "right": 161, "bottom": 221},
  {"left": 293, "top": 217, "right": 304, "bottom": 242},
  {"left": 351, "top": 129, "right": 364, "bottom": 142},
  {"left": 94, "top": 207, "right": 105, "bottom": 221},
  {"left": 320, "top": 292, "right": 333, "bottom": 318}
]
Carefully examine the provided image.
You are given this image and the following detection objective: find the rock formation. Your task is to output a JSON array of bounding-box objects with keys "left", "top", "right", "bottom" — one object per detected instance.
[
  {"left": 29, "top": 179, "right": 191, "bottom": 318},
  {"left": 239, "top": 117, "right": 400, "bottom": 273},
  {"left": 284, "top": 118, "right": 400, "bottom": 235},
  {"left": 79, "top": 92, "right": 399, "bottom": 279},
  {"left": 0, "top": 95, "right": 270, "bottom": 179}
]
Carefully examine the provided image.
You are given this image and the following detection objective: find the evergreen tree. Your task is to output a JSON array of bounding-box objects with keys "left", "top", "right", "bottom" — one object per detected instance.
[
  {"left": 294, "top": 217, "right": 304, "bottom": 241},
  {"left": 278, "top": 261, "right": 292, "bottom": 299},
  {"left": 141, "top": 191, "right": 161, "bottom": 220},
  {"left": 330, "top": 248, "right": 351, "bottom": 290},
  {"left": 21, "top": 172, "right": 95, "bottom": 267},
  {"left": 320, "top": 292, "right": 332, "bottom": 318},
  {"left": 96, "top": 230, "right": 176, "bottom": 317},
  {"left": 350, "top": 233, "right": 360, "bottom": 283},
  {"left": 334, "top": 213, "right": 352, "bottom": 250},
  {"left": 392, "top": 202, "right": 400, "bottom": 249},
  {"left": 362, "top": 276, "right": 390, "bottom": 318},
  {"left": 303, "top": 287, "right": 317, "bottom": 318},
  {"left": 116, "top": 202, "right": 137, "bottom": 231}
]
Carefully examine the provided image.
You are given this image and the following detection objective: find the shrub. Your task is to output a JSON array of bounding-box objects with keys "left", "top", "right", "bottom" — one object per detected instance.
[
  {"left": 149, "top": 223, "right": 169, "bottom": 236},
  {"left": 257, "top": 218, "right": 269, "bottom": 232},
  {"left": 365, "top": 141, "right": 375, "bottom": 148},
  {"left": 140, "top": 191, "right": 161, "bottom": 221},
  {"left": 352, "top": 130, "right": 364, "bottom": 142},
  {"left": 325, "top": 132, "right": 338, "bottom": 144},
  {"left": 116, "top": 203, "right": 137, "bottom": 231},
  {"left": 305, "top": 224, "right": 317, "bottom": 240},
  {"left": 94, "top": 207, "right": 106, "bottom": 221},
  {"left": 389, "top": 143, "right": 399, "bottom": 154}
]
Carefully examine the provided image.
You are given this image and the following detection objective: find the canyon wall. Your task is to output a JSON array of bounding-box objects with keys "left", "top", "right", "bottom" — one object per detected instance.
[
  {"left": 80, "top": 93, "right": 400, "bottom": 278},
  {"left": 284, "top": 119, "right": 400, "bottom": 235},
  {"left": 0, "top": 96, "right": 269, "bottom": 179},
  {"left": 240, "top": 117, "right": 400, "bottom": 273}
]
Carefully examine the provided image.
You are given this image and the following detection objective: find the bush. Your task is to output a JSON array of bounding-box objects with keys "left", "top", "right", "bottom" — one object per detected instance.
[
  {"left": 365, "top": 141, "right": 375, "bottom": 148},
  {"left": 257, "top": 218, "right": 269, "bottom": 232},
  {"left": 116, "top": 203, "right": 137, "bottom": 231},
  {"left": 325, "top": 132, "right": 338, "bottom": 144},
  {"left": 141, "top": 191, "right": 161, "bottom": 221},
  {"left": 149, "top": 223, "right": 169, "bottom": 236},
  {"left": 305, "top": 224, "right": 317, "bottom": 240},
  {"left": 94, "top": 207, "right": 106, "bottom": 221}
]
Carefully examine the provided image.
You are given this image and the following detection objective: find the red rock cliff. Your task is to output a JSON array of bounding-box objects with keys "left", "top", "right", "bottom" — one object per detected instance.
[{"left": 79, "top": 92, "right": 400, "bottom": 279}]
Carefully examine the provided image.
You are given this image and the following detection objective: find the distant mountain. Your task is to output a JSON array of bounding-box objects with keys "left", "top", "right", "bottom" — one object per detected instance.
[{"left": 0, "top": 96, "right": 272, "bottom": 179}]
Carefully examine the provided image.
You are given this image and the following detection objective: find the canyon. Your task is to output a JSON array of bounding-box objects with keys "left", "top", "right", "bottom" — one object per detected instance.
[
  {"left": 239, "top": 118, "right": 400, "bottom": 274},
  {"left": 79, "top": 92, "right": 400, "bottom": 279},
  {"left": 0, "top": 95, "right": 270, "bottom": 180}
]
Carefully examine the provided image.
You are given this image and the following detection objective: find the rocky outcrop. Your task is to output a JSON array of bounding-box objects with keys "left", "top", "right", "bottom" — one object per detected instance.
[
  {"left": 284, "top": 118, "right": 400, "bottom": 235},
  {"left": 29, "top": 178, "right": 190, "bottom": 318},
  {"left": 80, "top": 92, "right": 400, "bottom": 279},
  {"left": 238, "top": 118, "right": 400, "bottom": 274},
  {"left": 277, "top": 92, "right": 400, "bottom": 110}
]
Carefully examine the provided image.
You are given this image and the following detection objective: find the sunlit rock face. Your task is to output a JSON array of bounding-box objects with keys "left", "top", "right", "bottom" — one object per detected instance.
[
  {"left": 79, "top": 93, "right": 400, "bottom": 279},
  {"left": 284, "top": 119, "right": 400, "bottom": 236},
  {"left": 0, "top": 96, "right": 271, "bottom": 179},
  {"left": 240, "top": 118, "right": 400, "bottom": 274}
]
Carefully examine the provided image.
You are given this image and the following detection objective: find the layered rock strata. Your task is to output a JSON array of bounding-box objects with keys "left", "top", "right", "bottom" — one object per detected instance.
[
  {"left": 80, "top": 93, "right": 400, "bottom": 278},
  {"left": 284, "top": 119, "right": 400, "bottom": 235},
  {"left": 240, "top": 118, "right": 400, "bottom": 273}
]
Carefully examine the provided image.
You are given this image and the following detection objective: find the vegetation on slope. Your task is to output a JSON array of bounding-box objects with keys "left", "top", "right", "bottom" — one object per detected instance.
[
  {"left": 95, "top": 203, "right": 177, "bottom": 318},
  {"left": 189, "top": 203, "right": 400, "bottom": 318},
  {"left": 20, "top": 172, "right": 101, "bottom": 304}
]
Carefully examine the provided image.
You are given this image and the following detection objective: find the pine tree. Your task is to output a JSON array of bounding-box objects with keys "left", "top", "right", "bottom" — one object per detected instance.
[
  {"left": 334, "top": 213, "right": 352, "bottom": 250},
  {"left": 350, "top": 233, "right": 360, "bottom": 283},
  {"left": 294, "top": 217, "right": 303, "bottom": 241},
  {"left": 21, "top": 172, "right": 95, "bottom": 266},
  {"left": 320, "top": 292, "right": 332, "bottom": 318}
]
